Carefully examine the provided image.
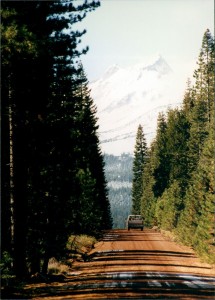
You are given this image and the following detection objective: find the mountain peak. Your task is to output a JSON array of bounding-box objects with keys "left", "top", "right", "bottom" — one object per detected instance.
[
  {"left": 90, "top": 54, "right": 180, "bottom": 155},
  {"left": 126, "top": 54, "right": 172, "bottom": 77},
  {"left": 143, "top": 55, "right": 173, "bottom": 75}
]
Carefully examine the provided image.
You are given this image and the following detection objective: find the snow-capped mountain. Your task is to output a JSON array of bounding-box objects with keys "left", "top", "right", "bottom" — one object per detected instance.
[{"left": 90, "top": 55, "right": 183, "bottom": 155}]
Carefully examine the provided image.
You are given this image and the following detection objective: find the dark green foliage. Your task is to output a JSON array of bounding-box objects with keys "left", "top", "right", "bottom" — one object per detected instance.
[
  {"left": 1, "top": 0, "right": 113, "bottom": 279},
  {"left": 0, "top": 252, "right": 15, "bottom": 281},
  {"left": 138, "top": 29, "right": 215, "bottom": 262},
  {"left": 155, "top": 108, "right": 190, "bottom": 229},
  {"left": 156, "top": 181, "right": 183, "bottom": 231},
  {"left": 152, "top": 113, "right": 169, "bottom": 197},
  {"left": 186, "top": 29, "right": 214, "bottom": 174},
  {"left": 177, "top": 127, "right": 215, "bottom": 262},
  {"left": 165, "top": 109, "right": 190, "bottom": 187},
  {"left": 140, "top": 113, "right": 169, "bottom": 227},
  {"left": 132, "top": 125, "right": 147, "bottom": 214},
  {"left": 1, "top": 1, "right": 52, "bottom": 277},
  {"left": 141, "top": 144, "right": 156, "bottom": 227},
  {"left": 193, "top": 29, "right": 215, "bottom": 124},
  {"left": 175, "top": 30, "right": 214, "bottom": 261}
]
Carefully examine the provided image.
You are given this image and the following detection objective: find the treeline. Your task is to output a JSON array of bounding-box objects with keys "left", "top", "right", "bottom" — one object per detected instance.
[
  {"left": 109, "top": 187, "right": 132, "bottom": 229},
  {"left": 104, "top": 153, "right": 133, "bottom": 182},
  {"left": 133, "top": 29, "right": 214, "bottom": 262},
  {"left": 104, "top": 154, "right": 133, "bottom": 228},
  {"left": 2, "top": 1, "right": 112, "bottom": 279}
]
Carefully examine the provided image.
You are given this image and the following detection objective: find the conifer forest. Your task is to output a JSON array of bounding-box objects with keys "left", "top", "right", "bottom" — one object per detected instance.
[
  {"left": 2, "top": 0, "right": 112, "bottom": 278},
  {"left": 131, "top": 29, "right": 215, "bottom": 263},
  {"left": 1, "top": 0, "right": 215, "bottom": 283}
]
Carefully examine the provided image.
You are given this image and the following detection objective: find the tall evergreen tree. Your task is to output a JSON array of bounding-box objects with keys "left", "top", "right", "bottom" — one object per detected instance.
[
  {"left": 177, "top": 127, "right": 215, "bottom": 263},
  {"left": 131, "top": 125, "right": 147, "bottom": 214},
  {"left": 187, "top": 29, "right": 214, "bottom": 174},
  {"left": 165, "top": 108, "right": 190, "bottom": 188},
  {"left": 193, "top": 29, "right": 215, "bottom": 124},
  {"left": 1, "top": 1, "right": 51, "bottom": 277},
  {"left": 1, "top": 0, "right": 102, "bottom": 278},
  {"left": 192, "top": 127, "right": 215, "bottom": 262},
  {"left": 141, "top": 142, "right": 156, "bottom": 226},
  {"left": 156, "top": 180, "right": 183, "bottom": 230},
  {"left": 176, "top": 30, "right": 215, "bottom": 260},
  {"left": 71, "top": 63, "right": 112, "bottom": 233},
  {"left": 153, "top": 112, "right": 169, "bottom": 197}
]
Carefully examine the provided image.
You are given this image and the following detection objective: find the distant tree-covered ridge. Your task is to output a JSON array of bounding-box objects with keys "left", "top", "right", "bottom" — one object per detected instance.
[
  {"left": 105, "top": 153, "right": 133, "bottom": 183},
  {"left": 2, "top": 0, "right": 113, "bottom": 279},
  {"left": 104, "top": 154, "right": 133, "bottom": 228},
  {"left": 139, "top": 29, "right": 215, "bottom": 263}
]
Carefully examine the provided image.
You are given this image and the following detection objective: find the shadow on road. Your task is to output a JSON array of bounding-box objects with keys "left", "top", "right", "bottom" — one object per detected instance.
[
  {"left": 6, "top": 271, "right": 214, "bottom": 299},
  {"left": 3, "top": 230, "right": 214, "bottom": 299},
  {"left": 71, "top": 249, "right": 210, "bottom": 276}
]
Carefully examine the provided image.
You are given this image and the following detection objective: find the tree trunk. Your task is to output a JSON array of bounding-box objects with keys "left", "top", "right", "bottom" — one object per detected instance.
[
  {"left": 13, "top": 125, "right": 28, "bottom": 278},
  {"left": 30, "top": 249, "right": 41, "bottom": 274},
  {"left": 42, "top": 252, "right": 50, "bottom": 275}
]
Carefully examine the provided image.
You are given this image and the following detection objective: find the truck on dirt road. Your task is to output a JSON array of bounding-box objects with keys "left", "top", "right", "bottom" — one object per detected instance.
[{"left": 126, "top": 215, "right": 144, "bottom": 231}]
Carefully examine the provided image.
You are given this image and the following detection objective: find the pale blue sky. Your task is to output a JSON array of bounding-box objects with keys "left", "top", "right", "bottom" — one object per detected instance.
[{"left": 77, "top": 0, "right": 214, "bottom": 83}]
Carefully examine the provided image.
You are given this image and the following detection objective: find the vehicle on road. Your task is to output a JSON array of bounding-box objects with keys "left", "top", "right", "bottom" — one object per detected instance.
[{"left": 126, "top": 215, "right": 144, "bottom": 231}]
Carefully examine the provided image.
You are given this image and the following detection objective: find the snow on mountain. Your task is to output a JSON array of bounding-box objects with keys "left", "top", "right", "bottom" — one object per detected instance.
[{"left": 90, "top": 55, "right": 183, "bottom": 155}]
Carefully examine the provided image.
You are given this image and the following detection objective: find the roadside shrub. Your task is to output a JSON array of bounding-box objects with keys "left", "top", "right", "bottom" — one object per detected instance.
[
  {"left": 48, "top": 257, "right": 70, "bottom": 275},
  {"left": 0, "top": 251, "right": 15, "bottom": 286},
  {"left": 66, "top": 234, "right": 97, "bottom": 253}
]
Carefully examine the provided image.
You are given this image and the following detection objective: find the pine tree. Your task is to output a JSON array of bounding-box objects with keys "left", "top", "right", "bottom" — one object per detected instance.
[
  {"left": 71, "top": 63, "right": 112, "bottom": 233},
  {"left": 1, "top": 1, "right": 47, "bottom": 277},
  {"left": 187, "top": 99, "right": 208, "bottom": 174},
  {"left": 175, "top": 30, "right": 215, "bottom": 261},
  {"left": 156, "top": 180, "right": 183, "bottom": 230},
  {"left": 194, "top": 29, "right": 215, "bottom": 124},
  {"left": 141, "top": 142, "right": 156, "bottom": 226},
  {"left": 140, "top": 30, "right": 215, "bottom": 260},
  {"left": 187, "top": 29, "right": 214, "bottom": 174},
  {"left": 165, "top": 108, "right": 190, "bottom": 188},
  {"left": 131, "top": 125, "right": 147, "bottom": 214},
  {"left": 177, "top": 127, "right": 215, "bottom": 263},
  {"left": 192, "top": 127, "right": 215, "bottom": 262},
  {"left": 1, "top": 0, "right": 101, "bottom": 277},
  {"left": 153, "top": 112, "right": 169, "bottom": 197}
]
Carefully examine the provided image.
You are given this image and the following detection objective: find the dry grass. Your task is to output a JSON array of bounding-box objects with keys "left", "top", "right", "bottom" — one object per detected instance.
[
  {"left": 48, "top": 257, "right": 70, "bottom": 275},
  {"left": 67, "top": 234, "right": 97, "bottom": 252},
  {"left": 46, "top": 235, "right": 97, "bottom": 274}
]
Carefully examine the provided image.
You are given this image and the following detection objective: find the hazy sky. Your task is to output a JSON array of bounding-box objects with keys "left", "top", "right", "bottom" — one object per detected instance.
[{"left": 77, "top": 0, "right": 214, "bottom": 82}]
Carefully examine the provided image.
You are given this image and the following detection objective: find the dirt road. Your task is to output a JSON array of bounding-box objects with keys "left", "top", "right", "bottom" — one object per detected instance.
[{"left": 28, "top": 229, "right": 215, "bottom": 299}]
